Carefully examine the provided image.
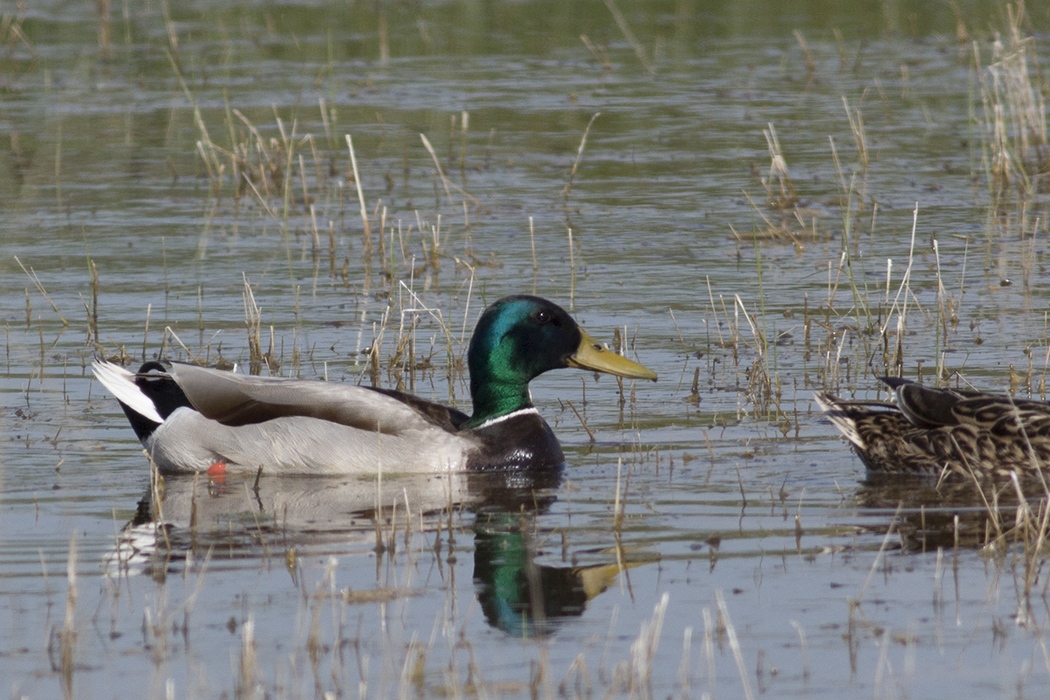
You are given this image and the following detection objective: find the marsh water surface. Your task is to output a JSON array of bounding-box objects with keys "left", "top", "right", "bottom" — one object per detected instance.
[{"left": 3, "top": 1, "right": 1050, "bottom": 698}]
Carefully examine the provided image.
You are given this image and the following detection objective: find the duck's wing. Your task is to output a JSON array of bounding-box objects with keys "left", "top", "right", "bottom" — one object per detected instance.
[
  {"left": 879, "top": 377, "right": 970, "bottom": 429},
  {"left": 166, "top": 362, "right": 467, "bottom": 434},
  {"left": 881, "top": 376, "right": 1050, "bottom": 434}
]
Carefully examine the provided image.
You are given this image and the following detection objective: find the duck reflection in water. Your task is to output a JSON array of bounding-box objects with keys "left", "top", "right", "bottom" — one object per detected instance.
[
  {"left": 472, "top": 509, "right": 644, "bottom": 637},
  {"left": 852, "top": 472, "right": 1050, "bottom": 552},
  {"left": 108, "top": 467, "right": 652, "bottom": 637}
]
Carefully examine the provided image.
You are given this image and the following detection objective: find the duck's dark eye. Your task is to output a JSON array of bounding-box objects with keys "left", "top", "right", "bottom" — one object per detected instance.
[{"left": 535, "top": 310, "right": 553, "bottom": 324}]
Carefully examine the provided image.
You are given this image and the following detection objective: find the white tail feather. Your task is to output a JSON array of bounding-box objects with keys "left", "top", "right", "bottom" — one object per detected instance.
[{"left": 92, "top": 360, "right": 165, "bottom": 424}]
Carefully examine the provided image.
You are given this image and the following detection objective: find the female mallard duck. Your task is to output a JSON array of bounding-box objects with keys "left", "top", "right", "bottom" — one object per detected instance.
[
  {"left": 93, "top": 295, "right": 657, "bottom": 476},
  {"left": 815, "top": 377, "right": 1050, "bottom": 477}
]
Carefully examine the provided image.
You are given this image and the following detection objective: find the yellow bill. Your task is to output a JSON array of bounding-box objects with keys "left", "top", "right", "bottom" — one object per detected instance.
[{"left": 567, "top": 329, "right": 658, "bottom": 381}]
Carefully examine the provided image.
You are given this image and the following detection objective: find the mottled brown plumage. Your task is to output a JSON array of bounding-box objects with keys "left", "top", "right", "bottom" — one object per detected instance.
[{"left": 815, "top": 377, "right": 1050, "bottom": 477}]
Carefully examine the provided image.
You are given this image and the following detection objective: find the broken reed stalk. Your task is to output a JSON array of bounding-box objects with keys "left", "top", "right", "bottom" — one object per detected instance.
[
  {"left": 142, "top": 303, "right": 151, "bottom": 362},
  {"left": 15, "top": 256, "right": 68, "bottom": 326},
  {"left": 561, "top": 112, "right": 601, "bottom": 213},
  {"left": 793, "top": 30, "right": 815, "bottom": 76},
  {"left": 58, "top": 534, "right": 78, "bottom": 699},
  {"left": 841, "top": 96, "right": 869, "bottom": 171},
  {"left": 275, "top": 113, "right": 298, "bottom": 221},
  {"left": 54, "top": 120, "right": 63, "bottom": 208},
  {"left": 568, "top": 227, "right": 576, "bottom": 308},
  {"left": 419, "top": 132, "right": 478, "bottom": 209},
  {"left": 602, "top": 0, "right": 653, "bottom": 73},
  {"left": 613, "top": 456, "right": 625, "bottom": 531},
  {"left": 458, "top": 110, "right": 469, "bottom": 183},
  {"left": 715, "top": 591, "right": 756, "bottom": 700},
  {"left": 528, "top": 216, "right": 538, "bottom": 290},
  {"left": 346, "top": 133, "right": 373, "bottom": 256},
  {"left": 237, "top": 616, "right": 259, "bottom": 699},
  {"left": 627, "top": 593, "right": 668, "bottom": 693},
  {"left": 241, "top": 274, "right": 266, "bottom": 372},
  {"left": 566, "top": 399, "right": 595, "bottom": 443},
  {"left": 762, "top": 123, "right": 798, "bottom": 209},
  {"left": 374, "top": 447, "right": 385, "bottom": 555},
  {"left": 877, "top": 204, "right": 920, "bottom": 378},
  {"left": 87, "top": 259, "right": 99, "bottom": 348},
  {"left": 96, "top": 0, "right": 111, "bottom": 59}
]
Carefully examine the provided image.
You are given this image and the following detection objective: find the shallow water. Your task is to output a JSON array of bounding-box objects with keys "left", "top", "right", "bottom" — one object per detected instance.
[{"left": 3, "top": 1, "right": 1050, "bottom": 698}]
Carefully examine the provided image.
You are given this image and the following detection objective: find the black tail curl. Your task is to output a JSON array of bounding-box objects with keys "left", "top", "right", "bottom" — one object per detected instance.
[{"left": 118, "top": 361, "right": 193, "bottom": 441}]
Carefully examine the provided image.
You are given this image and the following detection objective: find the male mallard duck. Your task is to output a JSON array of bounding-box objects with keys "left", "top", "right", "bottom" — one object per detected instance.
[
  {"left": 815, "top": 377, "right": 1050, "bottom": 477},
  {"left": 93, "top": 295, "right": 657, "bottom": 476}
]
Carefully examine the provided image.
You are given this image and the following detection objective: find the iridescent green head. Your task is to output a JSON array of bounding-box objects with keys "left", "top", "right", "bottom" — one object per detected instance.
[{"left": 464, "top": 295, "right": 656, "bottom": 427}]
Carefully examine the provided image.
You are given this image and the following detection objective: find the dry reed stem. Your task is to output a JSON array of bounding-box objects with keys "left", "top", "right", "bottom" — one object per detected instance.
[
  {"left": 419, "top": 133, "right": 478, "bottom": 208},
  {"left": 580, "top": 34, "right": 611, "bottom": 71},
  {"left": 841, "top": 96, "right": 869, "bottom": 170},
  {"left": 715, "top": 591, "right": 756, "bottom": 700},
  {"left": 793, "top": 29, "right": 815, "bottom": 76},
  {"left": 762, "top": 124, "right": 799, "bottom": 210},
  {"left": 561, "top": 112, "right": 601, "bottom": 210},
  {"left": 56, "top": 534, "right": 78, "bottom": 700},
  {"left": 602, "top": 0, "right": 653, "bottom": 73},
  {"left": 15, "top": 256, "right": 67, "bottom": 326},
  {"left": 626, "top": 592, "right": 668, "bottom": 694}
]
